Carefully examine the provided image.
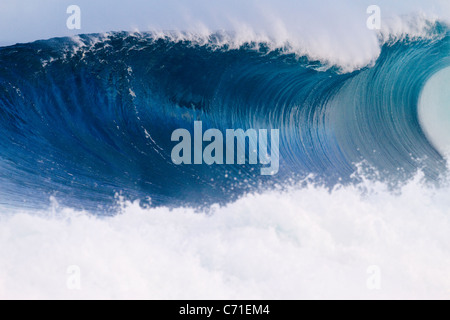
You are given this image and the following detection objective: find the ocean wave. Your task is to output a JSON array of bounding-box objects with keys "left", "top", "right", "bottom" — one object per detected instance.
[
  {"left": 0, "top": 24, "right": 449, "bottom": 209},
  {"left": 1, "top": 2, "right": 450, "bottom": 300}
]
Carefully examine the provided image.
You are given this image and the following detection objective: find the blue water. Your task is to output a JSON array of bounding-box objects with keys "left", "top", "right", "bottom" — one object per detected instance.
[{"left": 0, "top": 26, "right": 449, "bottom": 210}]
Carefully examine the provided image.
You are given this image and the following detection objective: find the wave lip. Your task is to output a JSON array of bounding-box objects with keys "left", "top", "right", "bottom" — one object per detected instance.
[{"left": 1, "top": 1, "right": 450, "bottom": 71}]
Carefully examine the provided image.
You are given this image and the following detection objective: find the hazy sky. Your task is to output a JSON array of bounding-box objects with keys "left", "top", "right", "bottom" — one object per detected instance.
[{"left": 0, "top": 0, "right": 448, "bottom": 46}]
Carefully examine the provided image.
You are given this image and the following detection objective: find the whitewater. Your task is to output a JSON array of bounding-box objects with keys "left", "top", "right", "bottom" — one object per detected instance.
[
  {"left": 1, "top": 174, "right": 450, "bottom": 299},
  {"left": 0, "top": 0, "right": 450, "bottom": 299}
]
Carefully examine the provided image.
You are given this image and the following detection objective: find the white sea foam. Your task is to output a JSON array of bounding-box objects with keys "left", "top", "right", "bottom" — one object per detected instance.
[{"left": 1, "top": 173, "right": 450, "bottom": 300}]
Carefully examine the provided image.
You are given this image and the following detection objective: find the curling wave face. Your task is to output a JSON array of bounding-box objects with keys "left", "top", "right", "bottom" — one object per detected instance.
[{"left": 0, "top": 25, "right": 449, "bottom": 209}]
